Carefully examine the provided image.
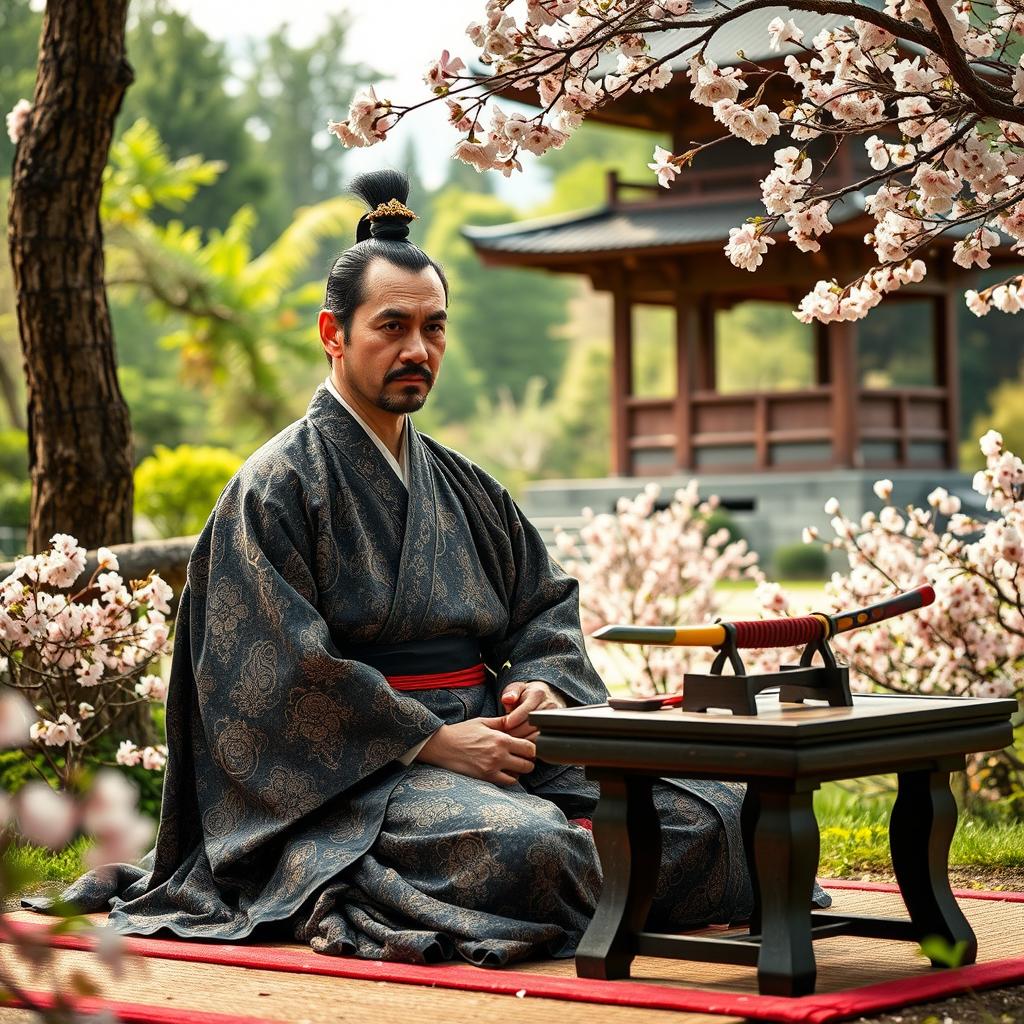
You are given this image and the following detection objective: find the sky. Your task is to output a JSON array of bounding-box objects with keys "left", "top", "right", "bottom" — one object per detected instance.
[{"left": 166, "top": 0, "right": 551, "bottom": 207}]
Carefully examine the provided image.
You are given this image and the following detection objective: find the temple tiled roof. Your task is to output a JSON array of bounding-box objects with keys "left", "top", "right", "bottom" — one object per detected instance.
[
  {"left": 590, "top": 6, "right": 860, "bottom": 75},
  {"left": 463, "top": 194, "right": 869, "bottom": 256}
]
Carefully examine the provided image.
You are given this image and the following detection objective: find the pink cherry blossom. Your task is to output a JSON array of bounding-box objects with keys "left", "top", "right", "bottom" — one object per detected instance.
[
  {"left": 15, "top": 781, "right": 78, "bottom": 849},
  {"left": 649, "top": 1, "right": 691, "bottom": 15},
  {"left": 0, "top": 688, "right": 34, "bottom": 748},
  {"left": 453, "top": 137, "right": 503, "bottom": 172},
  {"left": 116, "top": 739, "right": 143, "bottom": 766},
  {"left": 424, "top": 50, "right": 467, "bottom": 94},
  {"left": 5, "top": 98, "right": 31, "bottom": 144},
  {"left": 326, "top": 120, "right": 373, "bottom": 149},
  {"left": 757, "top": 429, "right": 1024, "bottom": 798},
  {"left": 325, "top": 0, "right": 1024, "bottom": 323},
  {"left": 724, "top": 223, "right": 775, "bottom": 271},
  {"left": 81, "top": 767, "right": 156, "bottom": 868},
  {"left": 687, "top": 57, "right": 745, "bottom": 107},
  {"left": 648, "top": 145, "right": 678, "bottom": 188},
  {"left": 134, "top": 674, "right": 168, "bottom": 701},
  {"left": 555, "top": 481, "right": 759, "bottom": 695},
  {"left": 3, "top": 533, "right": 174, "bottom": 790},
  {"left": 767, "top": 17, "right": 804, "bottom": 51}
]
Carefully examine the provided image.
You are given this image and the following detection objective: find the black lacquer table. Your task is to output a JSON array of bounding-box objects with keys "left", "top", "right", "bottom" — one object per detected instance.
[{"left": 529, "top": 693, "right": 1017, "bottom": 996}]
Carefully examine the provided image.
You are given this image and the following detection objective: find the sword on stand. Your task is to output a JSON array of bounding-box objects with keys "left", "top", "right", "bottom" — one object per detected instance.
[{"left": 595, "top": 585, "right": 935, "bottom": 714}]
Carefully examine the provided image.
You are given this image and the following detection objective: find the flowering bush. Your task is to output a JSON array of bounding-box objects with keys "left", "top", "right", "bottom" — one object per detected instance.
[
  {"left": 761, "top": 429, "right": 1024, "bottom": 804},
  {"left": 0, "top": 686, "right": 150, "bottom": 1016},
  {"left": 554, "top": 481, "right": 759, "bottom": 694},
  {"left": 325, "top": 0, "right": 1024, "bottom": 321},
  {"left": 1, "top": 534, "right": 171, "bottom": 792}
]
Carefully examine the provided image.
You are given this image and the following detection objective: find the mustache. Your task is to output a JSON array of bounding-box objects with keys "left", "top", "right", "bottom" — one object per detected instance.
[{"left": 385, "top": 366, "right": 434, "bottom": 385}]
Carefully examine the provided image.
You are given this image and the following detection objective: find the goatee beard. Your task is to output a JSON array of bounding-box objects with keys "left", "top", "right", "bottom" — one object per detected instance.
[{"left": 377, "top": 390, "right": 428, "bottom": 413}]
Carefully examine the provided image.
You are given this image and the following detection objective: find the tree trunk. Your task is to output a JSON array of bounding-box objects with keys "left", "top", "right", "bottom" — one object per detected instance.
[{"left": 7, "top": 0, "right": 134, "bottom": 554}]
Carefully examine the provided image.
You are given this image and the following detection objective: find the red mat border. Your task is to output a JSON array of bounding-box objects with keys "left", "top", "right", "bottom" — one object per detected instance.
[
  {"left": 0, "top": 989, "right": 287, "bottom": 1024},
  {"left": 820, "top": 878, "right": 1024, "bottom": 903},
  {"left": 6, "top": 882, "right": 1024, "bottom": 1024}
]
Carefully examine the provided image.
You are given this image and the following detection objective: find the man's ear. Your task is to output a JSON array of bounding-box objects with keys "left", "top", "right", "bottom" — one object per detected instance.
[{"left": 318, "top": 309, "right": 344, "bottom": 360}]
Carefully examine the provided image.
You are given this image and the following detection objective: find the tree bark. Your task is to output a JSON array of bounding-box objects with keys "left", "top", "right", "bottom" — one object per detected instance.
[{"left": 7, "top": 0, "right": 134, "bottom": 554}]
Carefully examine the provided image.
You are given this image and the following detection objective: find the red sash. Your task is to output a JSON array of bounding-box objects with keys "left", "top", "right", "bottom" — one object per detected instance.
[{"left": 386, "top": 662, "right": 486, "bottom": 692}]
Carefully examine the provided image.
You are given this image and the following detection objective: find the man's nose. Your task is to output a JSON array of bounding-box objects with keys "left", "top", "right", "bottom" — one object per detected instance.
[{"left": 401, "top": 329, "right": 430, "bottom": 361}]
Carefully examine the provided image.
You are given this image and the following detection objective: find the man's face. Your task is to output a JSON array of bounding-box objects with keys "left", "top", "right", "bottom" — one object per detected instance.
[{"left": 332, "top": 258, "right": 447, "bottom": 415}]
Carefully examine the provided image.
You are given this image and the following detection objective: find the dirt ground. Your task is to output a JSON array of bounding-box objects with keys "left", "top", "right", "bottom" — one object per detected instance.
[
  {"left": 836, "top": 866, "right": 1024, "bottom": 1024},
  {"left": 853, "top": 985, "right": 1024, "bottom": 1023}
]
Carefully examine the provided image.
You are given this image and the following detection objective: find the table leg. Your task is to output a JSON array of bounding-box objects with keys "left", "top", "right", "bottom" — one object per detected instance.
[
  {"left": 890, "top": 766, "right": 977, "bottom": 966},
  {"left": 752, "top": 782, "right": 819, "bottom": 996},
  {"left": 576, "top": 772, "right": 661, "bottom": 980}
]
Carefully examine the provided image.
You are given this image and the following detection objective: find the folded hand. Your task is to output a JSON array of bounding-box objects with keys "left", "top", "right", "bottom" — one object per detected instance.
[
  {"left": 418, "top": 717, "right": 536, "bottom": 786},
  {"left": 499, "top": 681, "right": 567, "bottom": 740}
]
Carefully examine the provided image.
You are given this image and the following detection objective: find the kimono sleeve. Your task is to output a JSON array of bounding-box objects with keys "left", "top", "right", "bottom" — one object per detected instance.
[
  {"left": 487, "top": 487, "right": 608, "bottom": 707},
  {"left": 188, "top": 468, "right": 444, "bottom": 850}
]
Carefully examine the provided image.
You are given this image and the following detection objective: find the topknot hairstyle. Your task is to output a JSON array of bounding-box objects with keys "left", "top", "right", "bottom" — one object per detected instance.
[
  {"left": 323, "top": 169, "right": 448, "bottom": 363},
  {"left": 351, "top": 168, "right": 414, "bottom": 242}
]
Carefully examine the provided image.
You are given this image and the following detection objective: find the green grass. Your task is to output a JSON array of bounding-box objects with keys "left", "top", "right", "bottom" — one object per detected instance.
[
  {"left": 5, "top": 783, "right": 1021, "bottom": 893},
  {"left": 3, "top": 834, "right": 90, "bottom": 891},
  {"left": 815, "top": 783, "right": 1024, "bottom": 876}
]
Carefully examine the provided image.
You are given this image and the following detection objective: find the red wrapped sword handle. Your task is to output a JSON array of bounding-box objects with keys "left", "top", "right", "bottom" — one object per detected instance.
[{"left": 729, "top": 615, "right": 827, "bottom": 649}]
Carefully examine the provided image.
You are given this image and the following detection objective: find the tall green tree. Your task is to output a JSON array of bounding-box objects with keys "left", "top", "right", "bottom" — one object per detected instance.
[
  {"left": 0, "top": 0, "right": 42, "bottom": 175},
  {"left": 118, "top": 0, "right": 270, "bottom": 235},
  {"left": 242, "top": 14, "right": 374, "bottom": 248},
  {"left": 102, "top": 119, "right": 361, "bottom": 440},
  {"left": 425, "top": 189, "right": 570, "bottom": 418},
  {"left": 0, "top": 179, "right": 25, "bottom": 429},
  {"left": 8, "top": 0, "right": 135, "bottom": 553}
]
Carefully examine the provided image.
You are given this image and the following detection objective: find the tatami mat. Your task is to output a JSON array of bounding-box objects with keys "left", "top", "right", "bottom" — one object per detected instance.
[{"left": 2, "top": 888, "right": 1023, "bottom": 1024}]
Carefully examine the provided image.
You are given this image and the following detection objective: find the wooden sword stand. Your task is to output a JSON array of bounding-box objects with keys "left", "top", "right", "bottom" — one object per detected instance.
[{"left": 682, "top": 623, "right": 854, "bottom": 715}]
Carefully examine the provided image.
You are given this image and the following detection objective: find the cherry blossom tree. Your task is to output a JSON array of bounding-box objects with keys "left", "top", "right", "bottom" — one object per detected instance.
[
  {"left": 1, "top": 535, "right": 171, "bottom": 792},
  {"left": 0, "top": 687, "right": 151, "bottom": 1018},
  {"left": 325, "top": 0, "right": 1024, "bottom": 322},
  {"left": 554, "top": 481, "right": 760, "bottom": 693},
  {"left": 761, "top": 429, "right": 1024, "bottom": 801}
]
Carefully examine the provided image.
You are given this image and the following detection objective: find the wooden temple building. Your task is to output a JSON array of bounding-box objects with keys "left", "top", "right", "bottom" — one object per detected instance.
[
  {"left": 462, "top": 6, "right": 983, "bottom": 552},
  {"left": 463, "top": 6, "right": 984, "bottom": 551}
]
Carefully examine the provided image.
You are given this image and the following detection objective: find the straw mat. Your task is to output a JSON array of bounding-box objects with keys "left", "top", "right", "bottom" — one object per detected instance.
[{"left": 2, "top": 884, "right": 1022, "bottom": 1024}]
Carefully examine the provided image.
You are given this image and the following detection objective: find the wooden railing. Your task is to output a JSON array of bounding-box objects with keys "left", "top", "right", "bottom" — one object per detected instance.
[{"left": 624, "top": 386, "right": 952, "bottom": 475}]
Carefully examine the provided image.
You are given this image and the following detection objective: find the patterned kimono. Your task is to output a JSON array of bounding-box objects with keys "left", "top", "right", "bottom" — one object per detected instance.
[{"left": 23, "top": 384, "right": 758, "bottom": 965}]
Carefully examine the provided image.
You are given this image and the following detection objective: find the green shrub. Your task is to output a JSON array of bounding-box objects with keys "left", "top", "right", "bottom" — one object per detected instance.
[
  {"left": 0, "top": 429, "right": 28, "bottom": 482},
  {"left": 0, "top": 728, "right": 163, "bottom": 822},
  {"left": 701, "top": 508, "right": 745, "bottom": 546},
  {"left": 774, "top": 541, "right": 827, "bottom": 580},
  {"left": 0, "top": 478, "right": 30, "bottom": 524},
  {"left": 135, "top": 443, "right": 243, "bottom": 537}
]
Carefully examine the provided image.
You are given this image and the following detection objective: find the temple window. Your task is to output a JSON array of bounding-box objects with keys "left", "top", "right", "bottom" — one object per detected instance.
[
  {"left": 631, "top": 304, "right": 676, "bottom": 398},
  {"left": 714, "top": 301, "right": 816, "bottom": 394},
  {"left": 857, "top": 299, "right": 937, "bottom": 389}
]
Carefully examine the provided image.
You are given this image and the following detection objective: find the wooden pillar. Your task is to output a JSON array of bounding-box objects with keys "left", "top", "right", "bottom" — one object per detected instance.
[
  {"left": 828, "top": 321, "right": 859, "bottom": 468},
  {"left": 611, "top": 272, "right": 633, "bottom": 476},
  {"left": 935, "top": 291, "right": 960, "bottom": 469},
  {"left": 673, "top": 289, "right": 694, "bottom": 470},
  {"left": 695, "top": 296, "right": 716, "bottom": 392},
  {"left": 813, "top": 321, "right": 831, "bottom": 385}
]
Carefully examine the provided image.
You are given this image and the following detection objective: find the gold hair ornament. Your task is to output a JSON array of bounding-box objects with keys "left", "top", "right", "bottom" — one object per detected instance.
[{"left": 366, "top": 199, "right": 418, "bottom": 221}]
